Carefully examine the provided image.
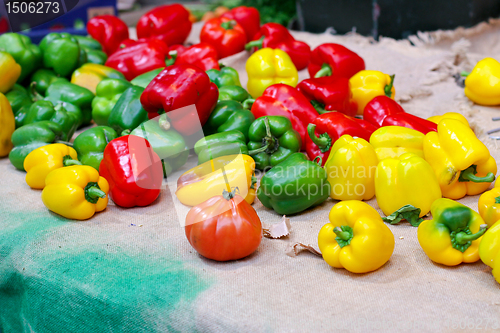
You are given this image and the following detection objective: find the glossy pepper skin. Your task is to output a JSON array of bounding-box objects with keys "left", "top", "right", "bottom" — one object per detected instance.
[
  {"left": 176, "top": 154, "right": 255, "bottom": 206},
  {"left": 350, "top": 70, "right": 395, "bottom": 115},
  {"left": 369, "top": 126, "right": 425, "bottom": 161},
  {"left": 297, "top": 76, "right": 357, "bottom": 117},
  {"left": 0, "top": 33, "right": 42, "bottom": 82},
  {"left": 9, "top": 121, "right": 63, "bottom": 171},
  {"left": 324, "top": 135, "right": 378, "bottom": 201},
  {"left": 130, "top": 68, "right": 163, "bottom": 88},
  {"left": 479, "top": 220, "right": 500, "bottom": 284},
  {"left": 427, "top": 112, "right": 470, "bottom": 127},
  {"left": 24, "top": 143, "right": 79, "bottom": 189},
  {"left": 45, "top": 81, "right": 94, "bottom": 126},
  {"left": 87, "top": 15, "right": 129, "bottom": 56},
  {"left": 108, "top": 86, "right": 149, "bottom": 135},
  {"left": 221, "top": 6, "right": 260, "bottom": 42},
  {"left": 258, "top": 153, "right": 330, "bottom": 215},
  {"left": 99, "top": 135, "right": 163, "bottom": 207},
  {"left": 74, "top": 36, "right": 107, "bottom": 65},
  {"left": 478, "top": 181, "right": 500, "bottom": 227},
  {"left": 73, "top": 126, "right": 118, "bottom": 171},
  {"left": 423, "top": 119, "right": 497, "bottom": 199},
  {"left": 246, "top": 48, "right": 298, "bottom": 98},
  {"left": 203, "top": 101, "right": 255, "bottom": 141},
  {"left": 39, "top": 33, "right": 86, "bottom": 77},
  {"left": 246, "top": 23, "right": 311, "bottom": 70},
  {"left": 464, "top": 58, "right": 500, "bottom": 105},
  {"left": 105, "top": 39, "right": 170, "bottom": 81},
  {"left": 200, "top": 17, "right": 247, "bottom": 59},
  {"left": 5, "top": 84, "right": 31, "bottom": 128},
  {"left": 363, "top": 95, "right": 405, "bottom": 127},
  {"left": 308, "top": 43, "right": 365, "bottom": 79},
  {"left": 375, "top": 153, "right": 441, "bottom": 218},
  {"left": 218, "top": 86, "right": 251, "bottom": 103},
  {"left": 247, "top": 116, "right": 302, "bottom": 170},
  {"left": 318, "top": 200, "right": 395, "bottom": 273},
  {"left": 42, "top": 165, "right": 109, "bottom": 220},
  {"left": 140, "top": 64, "right": 219, "bottom": 136},
  {"left": 195, "top": 130, "right": 249, "bottom": 165},
  {"left": 382, "top": 113, "right": 437, "bottom": 134},
  {"left": 307, "top": 112, "right": 377, "bottom": 164},
  {"left": 0, "top": 51, "right": 21, "bottom": 93},
  {"left": 91, "top": 78, "right": 132, "bottom": 126},
  {"left": 24, "top": 100, "right": 80, "bottom": 141},
  {"left": 71, "top": 63, "right": 125, "bottom": 94},
  {"left": 251, "top": 84, "right": 317, "bottom": 149},
  {"left": 170, "top": 43, "right": 220, "bottom": 71},
  {"left": 207, "top": 66, "right": 242, "bottom": 87},
  {"left": 0, "top": 92, "right": 15, "bottom": 157},
  {"left": 30, "top": 69, "right": 68, "bottom": 96},
  {"left": 136, "top": 4, "right": 192, "bottom": 46},
  {"left": 417, "top": 198, "right": 487, "bottom": 266},
  {"left": 131, "top": 115, "right": 188, "bottom": 177}
]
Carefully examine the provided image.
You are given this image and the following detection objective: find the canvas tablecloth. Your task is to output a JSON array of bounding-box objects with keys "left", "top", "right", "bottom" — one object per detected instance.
[{"left": 2, "top": 21, "right": 500, "bottom": 333}]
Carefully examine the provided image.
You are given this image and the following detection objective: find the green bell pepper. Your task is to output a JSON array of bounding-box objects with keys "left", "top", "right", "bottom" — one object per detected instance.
[
  {"left": 23, "top": 100, "right": 81, "bottom": 141},
  {"left": 0, "top": 33, "right": 42, "bottom": 82},
  {"left": 73, "top": 36, "right": 102, "bottom": 51},
  {"left": 39, "top": 33, "right": 86, "bottom": 77},
  {"left": 30, "top": 69, "right": 69, "bottom": 96},
  {"left": 108, "top": 86, "right": 149, "bottom": 135},
  {"left": 218, "top": 86, "right": 251, "bottom": 103},
  {"left": 195, "top": 130, "right": 249, "bottom": 164},
  {"left": 257, "top": 153, "right": 331, "bottom": 215},
  {"left": 73, "top": 36, "right": 107, "bottom": 65},
  {"left": 206, "top": 66, "right": 241, "bottom": 87},
  {"left": 91, "top": 78, "right": 132, "bottom": 126},
  {"left": 247, "top": 116, "right": 302, "bottom": 171},
  {"left": 45, "top": 81, "right": 94, "bottom": 126},
  {"left": 84, "top": 49, "right": 107, "bottom": 65},
  {"left": 202, "top": 100, "right": 255, "bottom": 141},
  {"left": 73, "top": 126, "right": 118, "bottom": 170},
  {"left": 130, "top": 68, "right": 164, "bottom": 88},
  {"left": 8, "top": 121, "right": 64, "bottom": 171},
  {"left": 131, "top": 115, "right": 189, "bottom": 176},
  {"left": 6, "top": 84, "right": 32, "bottom": 128}
]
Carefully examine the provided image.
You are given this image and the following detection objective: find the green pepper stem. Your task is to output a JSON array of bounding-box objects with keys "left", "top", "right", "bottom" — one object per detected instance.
[
  {"left": 455, "top": 225, "right": 487, "bottom": 245},
  {"left": 460, "top": 167, "right": 495, "bottom": 183},
  {"left": 165, "top": 50, "right": 177, "bottom": 67},
  {"left": 307, "top": 124, "right": 329, "bottom": 149},
  {"left": 159, "top": 114, "right": 171, "bottom": 131},
  {"left": 121, "top": 129, "right": 131, "bottom": 136},
  {"left": 384, "top": 74, "right": 395, "bottom": 98},
  {"left": 310, "top": 100, "right": 329, "bottom": 114},
  {"left": 314, "top": 63, "right": 332, "bottom": 78},
  {"left": 219, "top": 63, "right": 226, "bottom": 68},
  {"left": 313, "top": 156, "right": 323, "bottom": 166},
  {"left": 222, "top": 188, "right": 237, "bottom": 200},
  {"left": 220, "top": 20, "right": 236, "bottom": 30},
  {"left": 62, "top": 155, "right": 82, "bottom": 166},
  {"left": 245, "top": 36, "right": 264, "bottom": 51},
  {"left": 55, "top": 140, "right": 73, "bottom": 147},
  {"left": 460, "top": 71, "right": 470, "bottom": 77},
  {"left": 495, "top": 196, "right": 500, "bottom": 204},
  {"left": 87, "top": 187, "right": 106, "bottom": 199},
  {"left": 333, "top": 227, "right": 351, "bottom": 241},
  {"left": 242, "top": 98, "right": 255, "bottom": 110},
  {"left": 248, "top": 145, "right": 269, "bottom": 155},
  {"left": 30, "top": 83, "right": 43, "bottom": 102}
]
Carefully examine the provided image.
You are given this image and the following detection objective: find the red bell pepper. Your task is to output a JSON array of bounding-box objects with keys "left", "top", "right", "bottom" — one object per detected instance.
[
  {"left": 308, "top": 43, "right": 365, "bottom": 79},
  {"left": 99, "top": 135, "right": 163, "bottom": 208},
  {"left": 170, "top": 43, "right": 220, "bottom": 71},
  {"left": 105, "top": 39, "right": 170, "bottom": 80},
  {"left": 382, "top": 113, "right": 437, "bottom": 134},
  {"left": 200, "top": 17, "right": 247, "bottom": 59},
  {"left": 136, "top": 4, "right": 192, "bottom": 46},
  {"left": 87, "top": 15, "right": 129, "bottom": 56},
  {"left": 140, "top": 64, "right": 219, "bottom": 136},
  {"left": 306, "top": 112, "right": 377, "bottom": 164},
  {"left": 245, "top": 23, "right": 311, "bottom": 70},
  {"left": 221, "top": 6, "right": 260, "bottom": 42},
  {"left": 250, "top": 84, "right": 318, "bottom": 149},
  {"left": 297, "top": 76, "right": 357, "bottom": 117},
  {"left": 363, "top": 95, "right": 405, "bottom": 127}
]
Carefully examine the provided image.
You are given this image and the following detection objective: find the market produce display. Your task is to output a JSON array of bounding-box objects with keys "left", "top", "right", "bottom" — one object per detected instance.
[{"left": 2, "top": 3, "right": 500, "bottom": 299}]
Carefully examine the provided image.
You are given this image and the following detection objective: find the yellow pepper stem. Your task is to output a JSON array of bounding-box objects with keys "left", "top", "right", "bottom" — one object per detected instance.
[
  {"left": 384, "top": 74, "right": 395, "bottom": 98},
  {"left": 62, "top": 154, "right": 82, "bottom": 166},
  {"left": 84, "top": 182, "right": 106, "bottom": 204},
  {"left": 314, "top": 63, "right": 332, "bottom": 78},
  {"left": 459, "top": 165, "right": 495, "bottom": 183},
  {"left": 307, "top": 123, "right": 331, "bottom": 153},
  {"left": 333, "top": 225, "right": 353, "bottom": 248},
  {"left": 451, "top": 224, "right": 487, "bottom": 252}
]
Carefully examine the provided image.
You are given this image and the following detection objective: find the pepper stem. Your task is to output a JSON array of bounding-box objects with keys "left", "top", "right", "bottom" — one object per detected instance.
[
  {"left": 248, "top": 145, "right": 269, "bottom": 155},
  {"left": 314, "top": 63, "right": 332, "bottom": 78},
  {"left": 222, "top": 188, "right": 237, "bottom": 200},
  {"left": 55, "top": 140, "right": 73, "bottom": 147},
  {"left": 30, "top": 83, "right": 43, "bottom": 101},
  {"left": 307, "top": 124, "right": 331, "bottom": 152},
  {"left": 384, "top": 74, "right": 395, "bottom": 98},
  {"left": 165, "top": 50, "right": 177, "bottom": 67},
  {"left": 455, "top": 225, "right": 487, "bottom": 245},
  {"left": 84, "top": 182, "right": 106, "bottom": 204},
  {"left": 313, "top": 156, "right": 323, "bottom": 166},
  {"left": 220, "top": 20, "right": 236, "bottom": 30},
  {"left": 159, "top": 114, "right": 171, "bottom": 131},
  {"left": 121, "top": 129, "right": 131, "bottom": 136},
  {"left": 310, "top": 100, "right": 329, "bottom": 114},
  {"left": 460, "top": 71, "right": 470, "bottom": 77},
  {"left": 62, "top": 155, "right": 82, "bottom": 166},
  {"left": 495, "top": 196, "right": 500, "bottom": 204},
  {"left": 333, "top": 225, "right": 354, "bottom": 248},
  {"left": 242, "top": 98, "right": 255, "bottom": 110},
  {"left": 459, "top": 165, "right": 495, "bottom": 183},
  {"left": 245, "top": 36, "right": 264, "bottom": 51}
]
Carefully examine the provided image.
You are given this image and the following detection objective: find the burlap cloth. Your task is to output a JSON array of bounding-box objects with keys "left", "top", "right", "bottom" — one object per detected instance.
[{"left": 2, "top": 21, "right": 500, "bottom": 333}]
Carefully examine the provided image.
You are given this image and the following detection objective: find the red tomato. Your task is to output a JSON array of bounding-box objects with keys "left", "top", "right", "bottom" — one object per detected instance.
[{"left": 185, "top": 192, "right": 262, "bottom": 261}]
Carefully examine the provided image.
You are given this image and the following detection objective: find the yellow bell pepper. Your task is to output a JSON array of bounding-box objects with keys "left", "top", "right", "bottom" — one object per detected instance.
[
  {"left": 375, "top": 153, "right": 442, "bottom": 221},
  {"left": 0, "top": 92, "right": 15, "bottom": 157},
  {"left": 318, "top": 200, "right": 395, "bottom": 273},
  {"left": 176, "top": 154, "right": 255, "bottom": 206},
  {"left": 479, "top": 220, "right": 500, "bottom": 284},
  {"left": 464, "top": 57, "right": 500, "bottom": 105},
  {"left": 369, "top": 126, "right": 424, "bottom": 161},
  {"left": 423, "top": 119, "right": 497, "bottom": 199},
  {"left": 478, "top": 180, "right": 500, "bottom": 227},
  {"left": 349, "top": 70, "right": 395, "bottom": 115},
  {"left": 24, "top": 143, "right": 80, "bottom": 189},
  {"left": 71, "top": 63, "right": 125, "bottom": 94},
  {"left": 41, "top": 165, "right": 109, "bottom": 220},
  {"left": 0, "top": 51, "right": 21, "bottom": 93},
  {"left": 427, "top": 112, "right": 470, "bottom": 127},
  {"left": 417, "top": 198, "right": 487, "bottom": 266},
  {"left": 324, "top": 134, "right": 378, "bottom": 201},
  {"left": 246, "top": 48, "right": 298, "bottom": 98}
]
